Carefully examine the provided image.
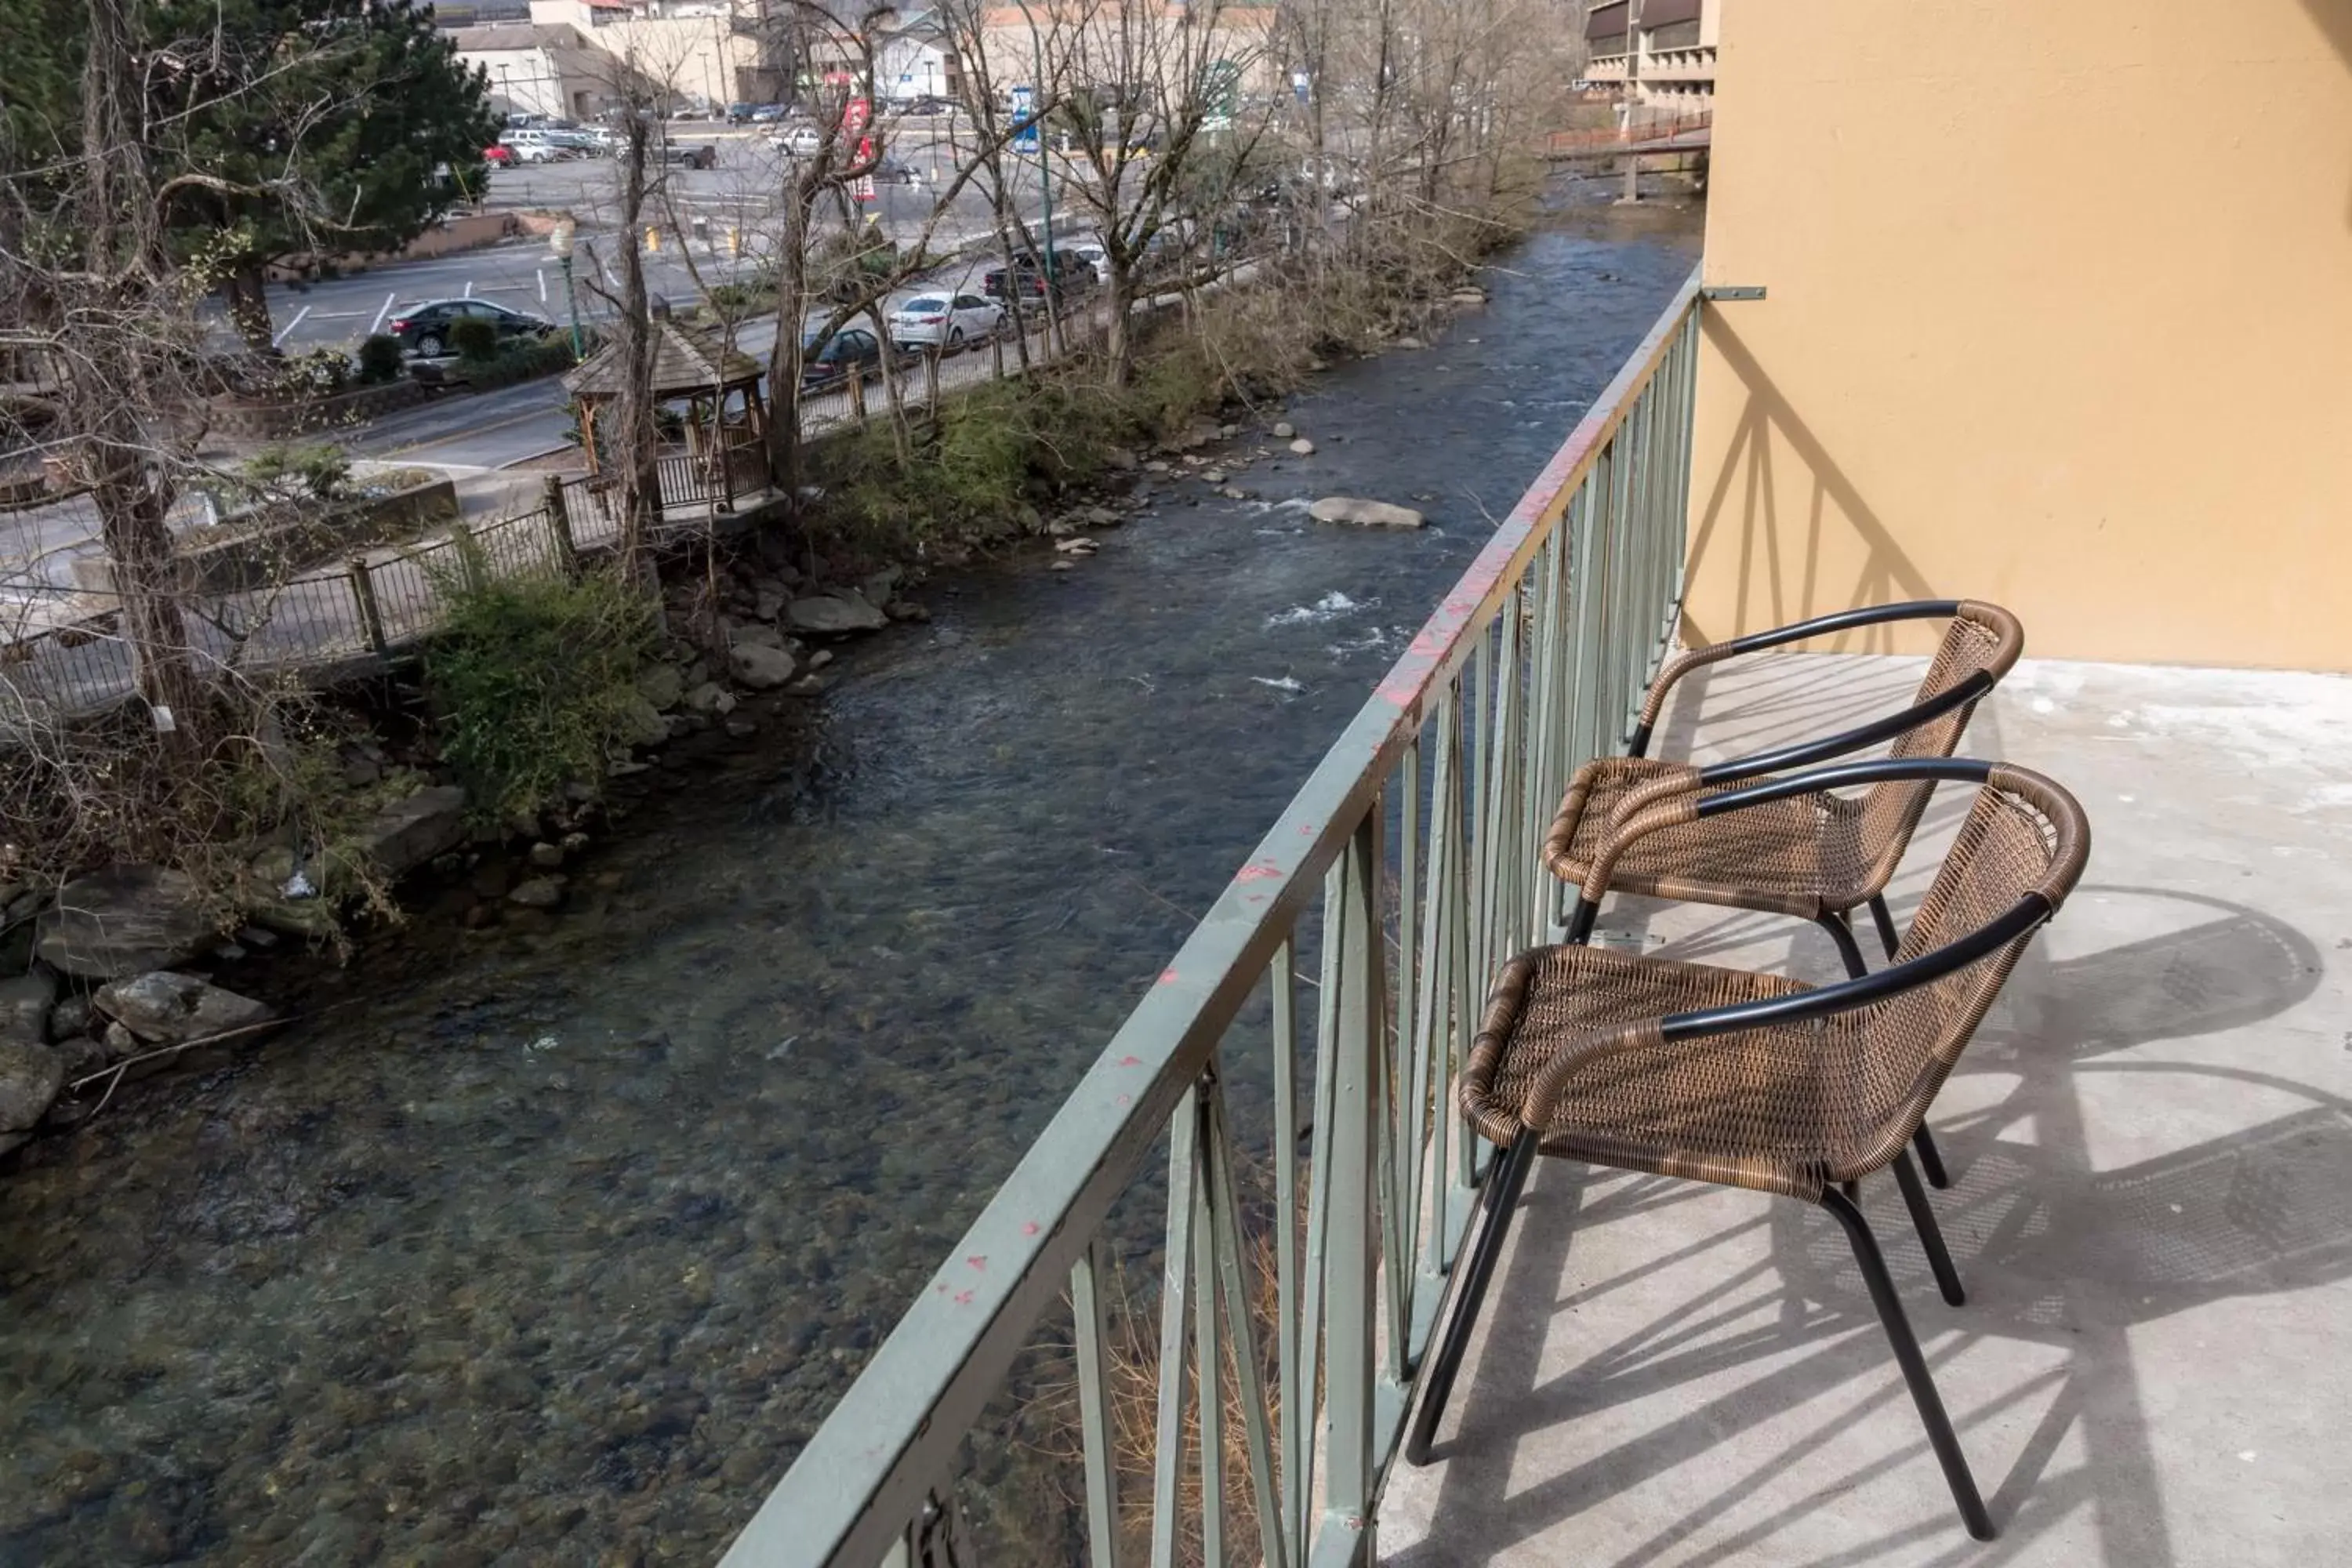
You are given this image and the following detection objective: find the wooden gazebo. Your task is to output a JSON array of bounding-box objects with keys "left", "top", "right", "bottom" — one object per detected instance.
[{"left": 563, "top": 321, "right": 773, "bottom": 511}]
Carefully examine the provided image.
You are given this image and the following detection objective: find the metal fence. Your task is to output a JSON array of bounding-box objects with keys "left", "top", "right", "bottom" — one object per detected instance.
[{"left": 720, "top": 267, "right": 1704, "bottom": 1568}]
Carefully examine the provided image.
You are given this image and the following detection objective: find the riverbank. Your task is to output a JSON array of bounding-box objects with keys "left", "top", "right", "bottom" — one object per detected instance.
[{"left": 0, "top": 188, "right": 1704, "bottom": 1564}]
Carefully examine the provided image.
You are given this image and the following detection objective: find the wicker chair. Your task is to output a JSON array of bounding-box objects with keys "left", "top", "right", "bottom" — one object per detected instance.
[
  {"left": 1407, "top": 758, "right": 2091, "bottom": 1542},
  {"left": 1543, "top": 599, "right": 2024, "bottom": 1189}
]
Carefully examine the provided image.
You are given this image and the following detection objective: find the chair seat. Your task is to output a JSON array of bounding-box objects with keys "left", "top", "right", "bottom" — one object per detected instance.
[
  {"left": 1465, "top": 945, "right": 1904, "bottom": 1200},
  {"left": 1541, "top": 757, "right": 1877, "bottom": 920}
]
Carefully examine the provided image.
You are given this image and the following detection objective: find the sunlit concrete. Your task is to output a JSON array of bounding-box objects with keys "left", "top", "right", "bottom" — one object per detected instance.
[{"left": 1378, "top": 652, "right": 2352, "bottom": 1567}]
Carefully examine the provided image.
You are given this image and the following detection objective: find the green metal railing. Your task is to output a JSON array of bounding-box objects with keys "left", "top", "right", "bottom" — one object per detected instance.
[{"left": 722, "top": 266, "right": 1705, "bottom": 1568}]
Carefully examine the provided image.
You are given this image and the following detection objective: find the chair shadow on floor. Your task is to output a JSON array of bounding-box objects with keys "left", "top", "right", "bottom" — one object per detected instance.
[{"left": 1388, "top": 885, "right": 2340, "bottom": 1568}]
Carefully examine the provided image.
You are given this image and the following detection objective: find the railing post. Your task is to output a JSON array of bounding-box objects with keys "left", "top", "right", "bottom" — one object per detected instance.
[
  {"left": 347, "top": 557, "right": 388, "bottom": 655},
  {"left": 1070, "top": 1240, "right": 1120, "bottom": 1568},
  {"left": 848, "top": 368, "right": 869, "bottom": 423},
  {"left": 1323, "top": 810, "right": 1384, "bottom": 1539},
  {"left": 542, "top": 474, "right": 579, "bottom": 577}
]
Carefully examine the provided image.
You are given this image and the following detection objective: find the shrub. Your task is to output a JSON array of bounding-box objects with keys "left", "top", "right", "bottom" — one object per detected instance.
[
  {"left": 242, "top": 441, "right": 351, "bottom": 500},
  {"left": 448, "top": 315, "right": 501, "bottom": 362},
  {"left": 355, "top": 333, "right": 406, "bottom": 385},
  {"left": 425, "top": 564, "right": 661, "bottom": 824},
  {"left": 279, "top": 347, "right": 354, "bottom": 397}
]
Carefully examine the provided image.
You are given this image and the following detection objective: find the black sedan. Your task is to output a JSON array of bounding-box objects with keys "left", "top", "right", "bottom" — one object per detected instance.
[
  {"left": 798, "top": 327, "right": 883, "bottom": 393},
  {"left": 384, "top": 299, "right": 554, "bottom": 358}
]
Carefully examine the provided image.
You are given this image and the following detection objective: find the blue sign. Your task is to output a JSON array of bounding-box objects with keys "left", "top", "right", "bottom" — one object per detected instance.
[{"left": 1011, "top": 85, "right": 1039, "bottom": 150}]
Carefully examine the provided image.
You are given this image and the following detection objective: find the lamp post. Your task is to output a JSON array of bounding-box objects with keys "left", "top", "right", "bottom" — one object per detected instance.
[
  {"left": 550, "top": 216, "right": 585, "bottom": 358},
  {"left": 1015, "top": 2, "right": 1054, "bottom": 276}
]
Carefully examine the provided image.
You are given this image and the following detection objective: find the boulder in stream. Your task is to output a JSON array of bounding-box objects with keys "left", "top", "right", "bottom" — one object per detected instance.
[
  {"left": 1308, "top": 496, "right": 1427, "bottom": 530},
  {"left": 786, "top": 595, "right": 887, "bottom": 636},
  {"left": 728, "top": 642, "right": 798, "bottom": 691},
  {"left": 94, "top": 971, "right": 277, "bottom": 1047},
  {"left": 34, "top": 866, "right": 217, "bottom": 981}
]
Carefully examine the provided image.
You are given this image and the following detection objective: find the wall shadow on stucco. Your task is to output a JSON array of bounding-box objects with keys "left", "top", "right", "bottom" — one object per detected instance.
[{"left": 1683, "top": 307, "right": 1937, "bottom": 649}]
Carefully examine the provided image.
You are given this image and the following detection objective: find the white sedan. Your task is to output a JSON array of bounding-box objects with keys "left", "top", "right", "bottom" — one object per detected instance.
[{"left": 886, "top": 292, "right": 1004, "bottom": 353}]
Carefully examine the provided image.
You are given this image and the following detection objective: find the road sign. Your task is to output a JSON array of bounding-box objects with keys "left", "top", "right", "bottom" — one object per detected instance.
[{"left": 1011, "top": 85, "right": 1039, "bottom": 150}]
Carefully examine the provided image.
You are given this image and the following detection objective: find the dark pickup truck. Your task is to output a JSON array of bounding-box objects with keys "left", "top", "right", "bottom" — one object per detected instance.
[{"left": 982, "top": 253, "right": 1097, "bottom": 310}]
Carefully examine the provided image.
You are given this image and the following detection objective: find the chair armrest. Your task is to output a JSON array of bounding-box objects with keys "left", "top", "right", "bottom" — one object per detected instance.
[{"left": 1630, "top": 599, "right": 1962, "bottom": 756}]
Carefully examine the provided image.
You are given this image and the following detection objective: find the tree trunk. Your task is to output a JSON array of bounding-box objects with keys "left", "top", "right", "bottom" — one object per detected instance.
[
  {"left": 223, "top": 262, "right": 275, "bottom": 354},
  {"left": 764, "top": 175, "right": 818, "bottom": 514},
  {"left": 1103, "top": 263, "right": 1132, "bottom": 387}
]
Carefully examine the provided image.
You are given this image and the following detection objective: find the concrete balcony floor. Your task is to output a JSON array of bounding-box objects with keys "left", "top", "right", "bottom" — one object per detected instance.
[{"left": 1379, "top": 651, "right": 2352, "bottom": 1566}]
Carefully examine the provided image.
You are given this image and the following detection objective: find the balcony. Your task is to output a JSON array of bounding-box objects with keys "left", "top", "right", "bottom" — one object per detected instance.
[{"left": 721, "top": 272, "right": 2352, "bottom": 1566}]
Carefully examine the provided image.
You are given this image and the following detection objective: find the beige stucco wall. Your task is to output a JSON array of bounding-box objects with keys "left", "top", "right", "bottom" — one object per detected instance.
[{"left": 1683, "top": 0, "right": 2352, "bottom": 667}]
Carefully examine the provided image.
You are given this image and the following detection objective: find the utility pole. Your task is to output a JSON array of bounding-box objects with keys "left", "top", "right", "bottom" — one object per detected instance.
[{"left": 1621, "top": 0, "right": 1645, "bottom": 204}]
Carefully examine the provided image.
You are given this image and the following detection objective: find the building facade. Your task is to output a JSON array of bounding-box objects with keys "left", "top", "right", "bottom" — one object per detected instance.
[
  {"left": 1682, "top": 0, "right": 2352, "bottom": 669},
  {"left": 451, "top": 22, "right": 614, "bottom": 121},
  {"left": 1585, "top": 0, "right": 1718, "bottom": 122}
]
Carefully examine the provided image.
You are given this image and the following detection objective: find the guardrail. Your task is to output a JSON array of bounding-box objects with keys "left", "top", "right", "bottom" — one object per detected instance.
[{"left": 721, "top": 266, "right": 1705, "bottom": 1568}]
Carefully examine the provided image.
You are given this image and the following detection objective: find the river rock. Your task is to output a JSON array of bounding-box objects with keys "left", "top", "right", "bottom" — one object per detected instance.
[
  {"left": 34, "top": 866, "right": 216, "bottom": 981},
  {"left": 683, "top": 681, "right": 736, "bottom": 715},
  {"left": 728, "top": 642, "right": 797, "bottom": 691},
  {"left": 1054, "top": 537, "right": 1098, "bottom": 555},
  {"left": 615, "top": 693, "right": 671, "bottom": 749},
  {"left": 1308, "top": 496, "right": 1427, "bottom": 530},
  {"left": 506, "top": 877, "right": 565, "bottom": 909},
  {"left": 0, "top": 1040, "right": 64, "bottom": 1132},
  {"left": 1272, "top": 420, "right": 1296, "bottom": 439},
  {"left": 94, "top": 971, "right": 277, "bottom": 1047},
  {"left": 1289, "top": 437, "right": 1316, "bottom": 456},
  {"left": 355, "top": 786, "right": 471, "bottom": 879},
  {"left": 1394, "top": 335, "right": 1426, "bottom": 350},
  {"left": 786, "top": 595, "right": 887, "bottom": 636},
  {"left": 635, "top": 663, "right": 686, "bottom": 711},
  {"left": 1201, "top": 470, "right": 1226, "bottom": 485},
  {"left": 752, "top": 582, "right": 788, "bottom": 622},
  {"left": 0, "top": 971, "right": 56, "bottom": 1047},
  {"left": 527, "top": 842, "right": 565, "bottom": 870},
  {"left": 1452, "top": 288, "right": 1488, "bottom": 305},
  {"left": 728, "top": 620, "right": 786, "bottom": 652},
  {"left": 858, "top": 568, "right": 902, "bottom": 606},
  {"left": 49, "top": 993, "right": 92, "bottom": 1043}
]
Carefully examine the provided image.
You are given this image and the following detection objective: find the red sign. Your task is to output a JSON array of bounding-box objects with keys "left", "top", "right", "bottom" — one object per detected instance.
[{"left": 845, "top": 96, "right": 872, "bottom": 133}]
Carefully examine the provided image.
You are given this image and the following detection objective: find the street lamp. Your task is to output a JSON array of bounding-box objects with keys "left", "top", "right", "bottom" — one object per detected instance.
[{"left": 549, "top": 216, "right": 585, "bottom": 358}]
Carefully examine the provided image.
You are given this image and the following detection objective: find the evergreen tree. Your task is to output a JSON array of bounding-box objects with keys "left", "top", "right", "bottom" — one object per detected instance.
[{"left": 0, "top": 1, "right": 500, "bottom": 347}]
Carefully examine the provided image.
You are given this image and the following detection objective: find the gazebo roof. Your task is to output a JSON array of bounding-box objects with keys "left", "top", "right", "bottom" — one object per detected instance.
[{"left": 564, "top": 321, "right": 764, "bottom": 399}]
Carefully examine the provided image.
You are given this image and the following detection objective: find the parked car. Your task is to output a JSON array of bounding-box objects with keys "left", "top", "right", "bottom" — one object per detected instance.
[
  {"left": 1058, "top": 238, "right": 1112, "bottom": 285},
  {"left": 871, "top": 154, "right": 920, "bottom": 185},
  {"left": 799, "top": 327, "right": 883, "bottom": 393},
  {"left": 887, "top": 292, "right": 1004, "bottom": 354},
  {"left": 661, "top": 142, "right": 718, "bottom": 169},
  {"left": 497, "top": 130, "right": 566, "bottom": 163},
  {"left": 482, "top": 143, "right": 515, "bottom": 166},
  {"left": 750, "top": 103, "right": 790, "bottom": 124},
  {"left": 772, "top": 124, "right": 825, "bottom": 157},
  {"left": 726, "top": 102, "right": 758, "bottom": 125},
  {"left": 982, "top": 252, "right": 1097, "bottom": 310},
  {"left": 387, "top": 299, "right": 554, "bottom": 358},
  {"left": 892, "top": 96, "right": 952, "bottom": 118}
]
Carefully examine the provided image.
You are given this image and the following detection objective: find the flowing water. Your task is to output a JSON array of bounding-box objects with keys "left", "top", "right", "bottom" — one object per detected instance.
[{"left": 0, "top": 193, "right": 1700, "bottom": 1566}]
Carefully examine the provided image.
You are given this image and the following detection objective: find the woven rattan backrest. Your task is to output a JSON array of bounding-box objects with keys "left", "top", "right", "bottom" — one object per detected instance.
[
  {"left": 1850, "top": 602, "right": 2027, "bottom": 892},
  {"left": 1836, "top": 767, "right": 2089, "bottom": 1160}
]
